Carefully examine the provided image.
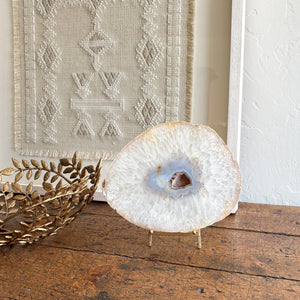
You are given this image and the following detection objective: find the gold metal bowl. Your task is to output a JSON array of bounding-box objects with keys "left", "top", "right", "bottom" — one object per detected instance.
[{"left": 0, "top": 153, "right": 102, "bottom": 246}]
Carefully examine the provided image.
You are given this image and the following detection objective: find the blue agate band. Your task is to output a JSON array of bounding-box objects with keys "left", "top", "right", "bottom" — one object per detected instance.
[{"left": 145, "top": 157, "right": 201, "bottom": 199}]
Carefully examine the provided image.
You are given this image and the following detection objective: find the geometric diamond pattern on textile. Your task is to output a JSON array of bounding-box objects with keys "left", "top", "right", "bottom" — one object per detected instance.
[
  {"left": 139, "top": 0, "right": 159, "bottom": 9},
  {"left": 101, "top": 72, "right": 119, "bottom": 87},
  {"left": 142, "top": 98, "right": 158, "bottom": 124},
  {"left": 80, "top": 29, "right": 113, "bottom": 58},
  {"left": 72, "top": 72, "right": 95, "bottom": 99},
  {"left": 38, "top": 94, "right": 61, "bottom": 125},
  {"left": 36, "top": 0, "right": 57, "bottom": 17},
  {"left": 88, "top": 0, "right": 108, "bottom": 11},
  {"left": 74, "top": 73, "right": 92, "bottom": 88},
  {"left": 135, "top": 0, "right": 164, "bottom": 130},
  {"left": 15, "top": 0, "right": 193, "bottom": 159},
  {"left": 100, "top": 111, "right": 122, "bottom": 137},
  {"left": 73, "top": 111, "right": 95, "bottom": 137},
  {"left": 37, "top": 41, "right": 62, "bottom": 71},
  {"left": 104, "top": 123, "right": 119, "bottom": 137},
  {"left": 135, "top": 95, "right": 162, "bottom": 129},
  {"left": 100, "top": 72, "right": 123, "bottom": 100},
  {"left": 80, "top": 28, "right": 114, "bottom": 71},
  {"left": 74, "top": 120, "right": 95, "bottom": 137},
  {"left": 136, "top": 36, "right": 163, "bottom": 70},
  {"left": 43, "top": 124, "right": 58, "bottom": 144}
]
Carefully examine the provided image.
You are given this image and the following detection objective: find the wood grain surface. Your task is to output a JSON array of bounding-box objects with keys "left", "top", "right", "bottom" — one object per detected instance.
[{"left": 0, "top": 202, "right": 299, "bottom": 299}]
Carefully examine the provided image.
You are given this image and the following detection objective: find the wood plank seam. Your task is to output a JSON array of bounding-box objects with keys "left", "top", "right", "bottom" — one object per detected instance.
[
  {"left": 210, "top": 226, "right": 300, "bottom": 238},
  {"left": 38, "top": 244, "right": 300, "bottom": 283},
  {"left": 81, "top": 212, "right": 300, "bottom": 237}
]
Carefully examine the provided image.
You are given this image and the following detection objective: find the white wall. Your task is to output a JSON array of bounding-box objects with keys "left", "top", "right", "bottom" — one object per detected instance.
[{"left": 240, "top": 0, "right": 300, "bottom": 206}]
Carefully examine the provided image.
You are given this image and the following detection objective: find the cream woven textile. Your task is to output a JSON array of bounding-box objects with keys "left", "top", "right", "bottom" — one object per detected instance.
[{"left": 13, "top": 0, "right": 194, "bottom": 160}]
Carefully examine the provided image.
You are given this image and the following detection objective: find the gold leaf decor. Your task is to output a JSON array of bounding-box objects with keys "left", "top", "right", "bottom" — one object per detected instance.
[{"left": 0, "top": 153, "right": 102, "bottom": 246}]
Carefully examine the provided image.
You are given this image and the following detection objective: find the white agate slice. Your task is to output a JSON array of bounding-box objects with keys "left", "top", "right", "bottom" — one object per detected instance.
[{"left": 103, "top": 122, "right": 241, "bottom": 233}]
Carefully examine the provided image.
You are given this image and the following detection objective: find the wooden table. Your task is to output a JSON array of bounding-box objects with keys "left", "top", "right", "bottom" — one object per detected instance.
[{"left": 0, "top": 202, "right": 299, "bottom": 299}]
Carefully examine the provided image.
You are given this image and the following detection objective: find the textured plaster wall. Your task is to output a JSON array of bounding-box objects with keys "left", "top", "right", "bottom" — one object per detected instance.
[{"left": 240, "top": 0, "right": 300, "bottom": 206}]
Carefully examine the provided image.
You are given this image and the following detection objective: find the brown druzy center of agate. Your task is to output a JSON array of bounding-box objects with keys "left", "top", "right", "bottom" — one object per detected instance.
[{"left": 169, "top": 172, "right": 192, "bottom": 190}]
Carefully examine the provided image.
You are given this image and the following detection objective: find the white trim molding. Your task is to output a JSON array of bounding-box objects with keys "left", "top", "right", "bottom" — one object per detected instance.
[
  {"left": 227, "top": 0, "right": 246, "bottom": 163},
  {"left": 228, "top": 0, "right": 246, "bottom": 213}
]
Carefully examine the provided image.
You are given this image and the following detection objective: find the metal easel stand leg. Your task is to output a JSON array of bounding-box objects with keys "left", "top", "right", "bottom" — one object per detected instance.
[{"left": 148, "top": 229, "right": 202, "bottom": 249}]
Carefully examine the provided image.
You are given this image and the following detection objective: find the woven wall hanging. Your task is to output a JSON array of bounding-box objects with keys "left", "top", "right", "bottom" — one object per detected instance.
[{"left": 13, "top": 0, "right": 194, "bottom": 160}]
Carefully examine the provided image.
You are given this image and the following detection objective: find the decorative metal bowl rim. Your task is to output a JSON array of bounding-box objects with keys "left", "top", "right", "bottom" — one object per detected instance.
[{"left": 0, "top": 153, "right": 102, "bottom": 246}]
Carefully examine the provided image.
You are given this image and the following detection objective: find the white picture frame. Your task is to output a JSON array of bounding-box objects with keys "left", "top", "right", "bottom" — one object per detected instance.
[
  {"left": 227, "top": 0, "right": 245, "bottom": 163},
  {"left": 227, "top": 0, "right": 246, "bottom": 212}
]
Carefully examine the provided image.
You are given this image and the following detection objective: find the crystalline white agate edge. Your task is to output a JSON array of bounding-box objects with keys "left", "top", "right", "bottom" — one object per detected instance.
[{"left": 103, "top": 122, "right": 241, "bottom": 233}]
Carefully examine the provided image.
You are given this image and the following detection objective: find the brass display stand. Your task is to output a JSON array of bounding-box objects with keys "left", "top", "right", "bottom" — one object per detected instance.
[{"left": 148, "top": 229, "right": 202, "bottom": 249}]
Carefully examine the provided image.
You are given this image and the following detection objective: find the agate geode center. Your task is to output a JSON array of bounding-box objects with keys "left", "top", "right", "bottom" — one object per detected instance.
[{"left": 145, "top": 157, "right": 201, "bottom": 199}]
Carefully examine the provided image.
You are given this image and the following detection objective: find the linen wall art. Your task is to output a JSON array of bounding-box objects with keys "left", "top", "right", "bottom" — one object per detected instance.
[{"left": 13, "top": 0, "right": 194, "bottom": 160}]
